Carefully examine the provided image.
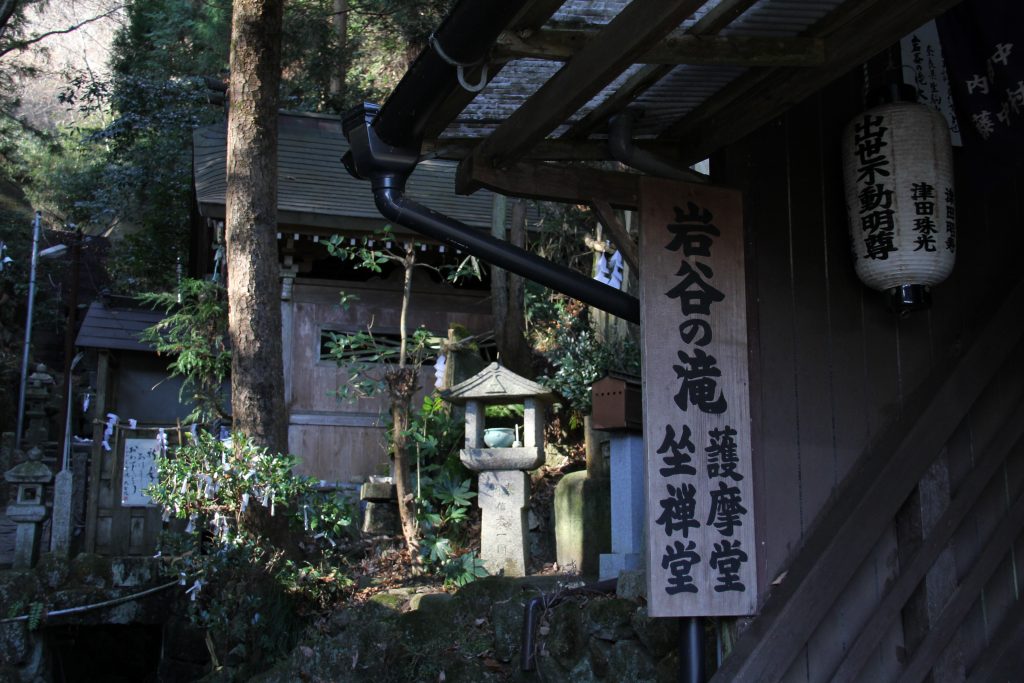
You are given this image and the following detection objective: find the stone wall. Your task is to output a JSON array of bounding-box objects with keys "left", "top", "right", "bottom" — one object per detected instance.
[{"left": 252, "top": 574, "right": 705, "bottom": 683}]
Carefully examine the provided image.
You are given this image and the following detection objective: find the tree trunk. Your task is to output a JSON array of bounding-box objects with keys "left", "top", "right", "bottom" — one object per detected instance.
[
  {"left": 328, "top": 0, "right": 347, "bottom": 107},
  {"left": 390, "top": 241, "right": 419, "bottom": 555},
  {"left": 225, "top": 0, "right": 287, "bottom": 454},
  {"left": 389, "top": 387, "right": 419, "bottom": 556},
  {"left": 493, "top": 198, "right": 533, "bottom": 377}
]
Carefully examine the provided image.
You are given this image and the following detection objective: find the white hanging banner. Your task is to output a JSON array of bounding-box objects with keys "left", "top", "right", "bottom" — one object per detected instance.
[
  {"left": 639, "top": 178, "right": 757, "bottom": 618},
  {"left": 901, "top": 20, "right": 963, "bottom": 146}
]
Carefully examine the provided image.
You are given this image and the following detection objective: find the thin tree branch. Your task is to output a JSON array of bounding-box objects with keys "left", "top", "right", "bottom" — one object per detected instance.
[{"left": 0, "top": 5, "right": 123, "bottom": 59}]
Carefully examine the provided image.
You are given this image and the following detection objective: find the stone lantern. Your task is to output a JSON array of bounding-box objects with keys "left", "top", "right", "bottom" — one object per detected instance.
[
  {"left": 5, "top": 446, "right": 53, "bottom": 568},
  {"left": 442, "top": 362, "right": 555, "bottom": 576},
  {"left": 24, "top": 363, "right": 55, "bottom": 447}
]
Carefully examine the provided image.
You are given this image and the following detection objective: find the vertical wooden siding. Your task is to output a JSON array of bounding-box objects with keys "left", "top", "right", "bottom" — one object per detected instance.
[{"left": 713, "top": 67, "right": 1024, "bottom": 681}]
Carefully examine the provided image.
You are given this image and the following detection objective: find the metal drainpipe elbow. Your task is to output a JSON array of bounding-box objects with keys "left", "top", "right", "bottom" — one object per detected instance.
[{"left": 608, "top": 110, "right": 707, "bottom": 183}]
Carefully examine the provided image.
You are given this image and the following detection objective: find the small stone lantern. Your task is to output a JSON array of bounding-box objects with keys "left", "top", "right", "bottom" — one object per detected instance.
[
  {"left": 5, "top": 446, "right": 53, "bottom": 568},
  {"left": 442, "top": 362, "right": 555, "bottom": 576}
]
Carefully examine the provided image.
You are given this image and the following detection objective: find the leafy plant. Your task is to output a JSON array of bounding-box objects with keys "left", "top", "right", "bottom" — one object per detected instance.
[
  {"left": 139, "top": 278, "right": 230, "bottom": 424},
  {"left": 324, "top": 227, "right": 481, "bottom": 557},
  {"left": 531, "top": 293, "right": 640, "bottom": 420},
  {"left": 146, "top": 431, "right": 356, "bottom": 664}
]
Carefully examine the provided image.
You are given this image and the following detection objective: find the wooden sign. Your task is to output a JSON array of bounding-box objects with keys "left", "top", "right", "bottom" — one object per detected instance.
[
  {"left": 121, "top": 438, "right": 161, "bottom": 506},
  {"left": 639, "top": 178, "right": 757, "bottom": 617}
]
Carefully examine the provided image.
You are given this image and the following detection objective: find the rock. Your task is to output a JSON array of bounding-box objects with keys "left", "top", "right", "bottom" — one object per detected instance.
[
  {"left": 490, "top": 589, "right": 526, "bottom": 663},
  {"left": 0, "top": 621, "right": 29, "bottom": 666},
  {"left": 583, "top": 597, "right": 635, "bottom": 641},
  {"left": 360, "top": 480, "right": 396, "bottom": 501},
  {"left": 361, "top": 501, "right": 400, "bottom": 535},
  {"left": 368, "top": 587, "right": 416, "bottom": 611},
  {"left": 225, "top": 643, "right": 247, "bottom": 667},
  {"left": 111, "top": 557, "right": 156, "bottom": 587},
  {"left": 566, "top": 655, "right": 600, "bottom": 682},
  {"left": 656, "top": 650, "right": 680, "bottom": 683},
  {"left": 616, "top": 569, "right": 646, "bottom": 601},
  {"left": 409, "top": 591, "right": 453, "bottom": 613},
  {"left": 607, "top": 639, "right": 657, "bottom": 682},
  {"left": 554, "top": 471, "right": 610, "bottom": 577},
  {"left": 631, "top": 607, "right": 677, "bottom": 659},
  {"left": 544, "top": 602, "right": 585, "bottom": 670},
  {"left": 586, "top": 636, "right": 613, "bottom": 678}
]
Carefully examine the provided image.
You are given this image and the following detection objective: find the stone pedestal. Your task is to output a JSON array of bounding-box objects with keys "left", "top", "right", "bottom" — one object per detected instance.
[
  {"left": 599, "top": 433, "right": 645, "bottom": 580},
  {"left": 478, "top": 470, "right": 529, "bottom": 576},
  {"left": 360, "top": 479, "right": 399, "bottom": 536}
]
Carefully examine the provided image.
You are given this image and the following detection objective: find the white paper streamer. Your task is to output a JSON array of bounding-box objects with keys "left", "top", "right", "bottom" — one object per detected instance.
[
  {"left": 156, "top": 428, "right": 168, "bottom": 455},
  {"left": 433, "top": 354, "right": 447, "bottom": 389},
  {"left": 128, "top": 418, "right": 138, "bottom": 429},
  {"left": 593, "top": 253, "right": 610, "bottom": 284},
  {"left": 185, "top": 579, "right": 203, "bottom": 601},
  {"left": 101, "top": 413, "right": 119, "bottom": 452},
  {"left": 607, "top": 249, "right": 624, "bottom": 289}
]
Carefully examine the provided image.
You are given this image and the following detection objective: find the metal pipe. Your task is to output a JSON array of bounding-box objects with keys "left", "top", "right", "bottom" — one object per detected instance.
[
  {"left": 608, "top": 110, "right": 707, "bottom": 183},
  {"left": 680, "top": 616, "right": 706, "bottom": 683},
  {"left": 521, "top": 578, "right": 618, "bottom": 672},
  {"left": 373, "top": 185, "right": 640, "bottom": 323},
  {"left": 15, "top": 211, "right": 41, "bottom": 448}
]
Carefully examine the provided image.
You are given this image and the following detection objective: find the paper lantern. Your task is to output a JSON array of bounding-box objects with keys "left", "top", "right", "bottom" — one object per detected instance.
[{"left": 842, "top": 86, "right": 956, "bottom": 311}]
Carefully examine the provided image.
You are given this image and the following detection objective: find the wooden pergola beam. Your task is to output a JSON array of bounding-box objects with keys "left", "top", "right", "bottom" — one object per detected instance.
[
  {"left": 418, "top": 0, "right": 565, "bottom": 141},
  {"left": 422, "top": 137, "right": 692, "bottom": 163},
  {"left": 495, "top": 32, "right": 826, "bottom": 67},
  {"left": 659, "top": 0, "right": 962, "bottom": 163},
  {"left": 456, "top": 153, "right": 640, "bottom": 209},
  {"left": 590, "top": 199, "right": 639, "bottom": 272},
  {"left": 474, "top": 0, "right": 707, "bottom": 169},
  {"left": 561, "top": 0, "right": 760, "bottom": 140}
]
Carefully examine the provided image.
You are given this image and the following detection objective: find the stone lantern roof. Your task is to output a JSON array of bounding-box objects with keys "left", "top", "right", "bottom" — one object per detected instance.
[{"left": 441, "top": 362, "right": 555, "bottom": 405}]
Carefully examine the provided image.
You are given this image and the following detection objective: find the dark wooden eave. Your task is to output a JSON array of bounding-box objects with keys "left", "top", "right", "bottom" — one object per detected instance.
[{"left": 389, "top": 0, "right": 967, "bottom": 198}]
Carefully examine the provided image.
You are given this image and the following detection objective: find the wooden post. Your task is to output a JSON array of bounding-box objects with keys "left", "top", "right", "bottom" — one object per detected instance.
[{"left": 83, "top": 350, "right": 109, "bottom": 553}]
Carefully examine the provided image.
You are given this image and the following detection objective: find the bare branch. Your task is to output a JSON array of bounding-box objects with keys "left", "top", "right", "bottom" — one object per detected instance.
[{"left": 0, "top": 4, "right": 123, "bottom": 59}]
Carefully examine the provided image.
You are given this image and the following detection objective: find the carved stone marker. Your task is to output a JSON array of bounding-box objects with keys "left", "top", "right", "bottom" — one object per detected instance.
[{"left": 443, "top": 362, "right": 555, "bottom": 577}]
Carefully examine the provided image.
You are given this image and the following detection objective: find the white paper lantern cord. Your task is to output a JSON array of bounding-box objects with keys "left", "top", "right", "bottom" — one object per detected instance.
[{"left": 842, "top": 89, "right": 956, "bottom": 312}]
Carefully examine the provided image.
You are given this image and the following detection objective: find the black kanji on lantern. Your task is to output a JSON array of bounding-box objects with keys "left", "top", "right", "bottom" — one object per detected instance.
[
  {"left": 854, "top": 114, "right": 890, "bottom": 185},
  {"left": 662, "top": 540, "right": 701, "bottom": 594},
  {"left": 707, "top": 480, "right": 747, "bottom": 536},
  {"left": 709, "top": 539, "right": 748, "bottom": 592},
  {"left": 673, "top": 348, "right": 727, "bottom": 414},
  {"left": 655, "top": 482, "right": 700, "bottom": 538},
  {"left": 665, "top": 202, "right": 721, "bottom": 257},
  {"left": 657, "top": 424, "right": 697, "bottom": 477}
]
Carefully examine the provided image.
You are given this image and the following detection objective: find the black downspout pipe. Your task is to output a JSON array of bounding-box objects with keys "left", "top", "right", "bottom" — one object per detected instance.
[
  {"left": 608, "top": 110, "right": 707, "bottom": 183},
  {"left": 342, "top": 103, "right": 641, "bottom": 324},
  {"left": 680, "top": 616, "right": 706, "bottom": 683}
]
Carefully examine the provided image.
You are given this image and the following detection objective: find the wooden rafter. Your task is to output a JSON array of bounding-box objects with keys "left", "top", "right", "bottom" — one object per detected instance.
[
  {"left": 455, "top": 154, "right": 641, "bottom": 209},
  {"left": 473, "top": 0, "right": 708, "bottom": 169},
  {"left": 422, "top": 137, "right": 692, "bottom": 163},
  {"left": 495, "top": 32, "right": 825, "bottom": 68},
  {"left": 419, "top": 0, "right": 565, "bottom": 141},
  {"left": 590, "top": 199, "right": 639, "bottom": 271},
  {"left": 659, "top": 0, "right": 963, "bottom": 164},
  {"left": 561, "top": 0, "right": 760, "bottom": 140}
]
